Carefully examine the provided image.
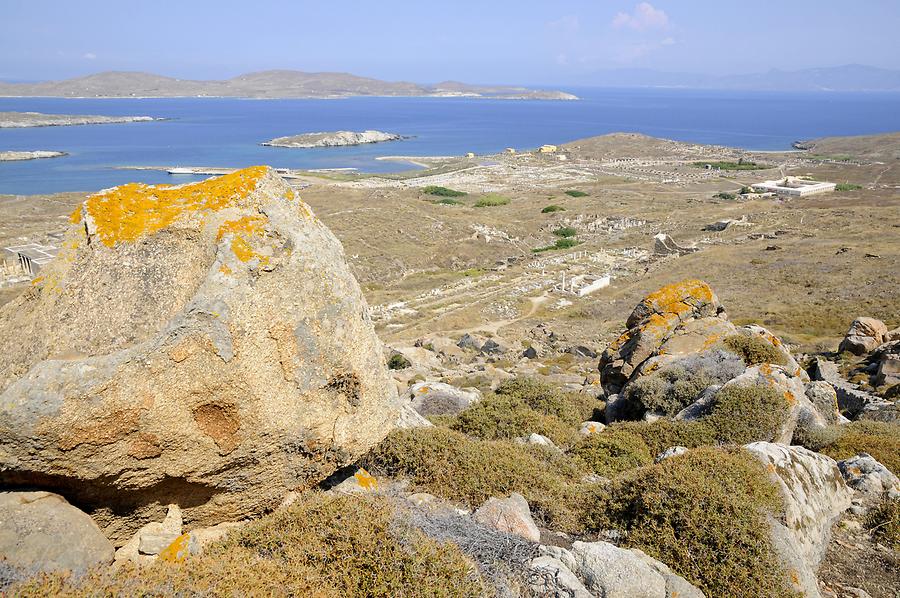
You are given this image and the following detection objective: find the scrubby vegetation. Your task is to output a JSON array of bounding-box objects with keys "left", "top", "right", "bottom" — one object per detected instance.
[
  {"left": 835, "top": 183, "right": 863, "bottom": 191},
  {"left": 693, "top": 160, "right": 766, "bottom": 171},
  {"left": 703, "top": 383, "right": 791, "bottom": 444},
  {"left": 569, "top": 429, "right": 653, "bottom": 477},
  {"left": 552, "top": 226, "right": 577, "bottom": 238},
  {"left": 541, "top": 204, "right": 566, "bottom": 213},
  {"left": 367, "top": 427, "right": 588, "bottom": 532},
  {"left": 715, "top": 191, "right": 737, "bottom": 200},
  {"left": 723, "top": 334, "right": 787, "bottom": 366},
  {"left": 612, "top": 419, "right": 716, "bottom": 456},
  {"left": 12, "top": 493, "right": 483, "bottom": 597},
  {"left": 473, "top": 194, "right": 510, "bottom": 208},
  {"left": 448, "top": 378, "right": 599, "bottom": 446},
  {"left": 563, "top": 190, "right": 589, "bottom": 197},
  {"left": 817, "top": 421, "right": 900, "bottom": 474},
  {"left": 422, "top": 185, "right": 467, "bottom": 197},
  {"left": 864, "top": 499, "right": 899, "bottom": 548},
  {"left": 387, "top": 353, "right": 412, "bottom": 370},
  {"left": 532, "top": 238, "right": 580, "bottom": 253},
  {"left": 584, "top": 448, "right": 792, "bottom": 597},
  {"left": 622, "top": 350, "right": 745, "bottom": 417}
]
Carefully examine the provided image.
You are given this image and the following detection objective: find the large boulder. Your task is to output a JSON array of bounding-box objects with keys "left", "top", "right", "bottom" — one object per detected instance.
[
  {"left": 839, "top": 317, "right": 888, "bottom": 356},
  {"left": 744, "top": 443, "right": 852, "bottom": 597},
  {"left": 405, "top": 381, "right": 481, "bottom": 417},
  {"left": 473, "top": 493, "right": 540, "bottom": 542},
  {"left": 599, "top": 279, "right": 725, "bottom": 394},
  {"left": 837, "top": 453, "right": 900, "bottom": 499},
  {"left": 0, "top": 167, "right": 399, "bottom": 542},
  {"left": 0, "top": 491, "right": 114, "bottom": 577}
]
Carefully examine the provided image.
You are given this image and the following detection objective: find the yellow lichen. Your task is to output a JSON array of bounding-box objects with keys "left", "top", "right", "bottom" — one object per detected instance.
[
  {"left": 219, "top": 264, "right": 233, "bottom": 276},
  {"left": 354, "top": 468, "right": 379, "bottom": 491},
  {"left": 84, "top": 166, "right": 269, "bottom": 246},
  {"left": 216, "top": 215, "right": 268, "bottom": 241},
  {"left": 69, "top": 206, "right": 82, "bottom": 224},
  {"left": 158, "top": 533, "right": 191, "bottom": 563}
]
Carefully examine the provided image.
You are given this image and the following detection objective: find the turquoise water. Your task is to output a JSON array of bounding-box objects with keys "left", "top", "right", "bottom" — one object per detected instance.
[{"left": 1, "top": 88, "right": 899, "bottom": 194}]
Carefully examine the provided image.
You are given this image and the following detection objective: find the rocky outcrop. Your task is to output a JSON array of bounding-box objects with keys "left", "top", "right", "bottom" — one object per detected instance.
[
  {"left": 839, "top": 317, "right": 888, "bottom": 356},
  {"left": 0, "top": 150, "right": 67, "bottom": 161},
  {"left": 745, "top": 443, "right": 852, "bottom": 598},
  {"left": 599, "top": 279, "right": 725, "bottom": 394},
  {"left": 837, "top": 453, "right": 900, "bottom": 499},
  {"left": 0, "top": 167, "right": 399, "bottom": 542},
  {"left": 262, "top": 130, "right": 405, "bottom": 148},
  {"left": 0, "top": 491, "right": 114, "bottom": 577},
  {"left": 0, "top": 111, "right": 157, "bottom": 128},
  {"left": 473, "top": 493, "right": 540, "bottom": 542}
]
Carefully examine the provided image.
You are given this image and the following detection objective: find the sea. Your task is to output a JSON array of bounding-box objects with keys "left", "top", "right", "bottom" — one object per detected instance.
[{"left": 1, "top": 88, "right": 899, "bottom": 195}]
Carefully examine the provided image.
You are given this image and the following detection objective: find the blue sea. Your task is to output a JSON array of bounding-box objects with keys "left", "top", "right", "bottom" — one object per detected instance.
[{"left": 1, "top": 88, "right": 899, "bottom": 195}]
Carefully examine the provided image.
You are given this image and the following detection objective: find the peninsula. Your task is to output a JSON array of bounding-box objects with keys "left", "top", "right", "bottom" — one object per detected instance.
[
  {"left": 0, "top": 111, "right": 158, "bottom": 128},
  {"left": 262, "top": 130, "right": 405, "bottom": 148},
  {"left": 0, "top": 150, "right": 67, "bottom": 161},
  {"left": 0, "top": 70, "right": 579, "bottom": 101}
]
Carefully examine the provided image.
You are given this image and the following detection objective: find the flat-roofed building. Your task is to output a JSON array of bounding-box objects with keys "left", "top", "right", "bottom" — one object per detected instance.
[
  {"left": 3, "top": 243, "right": 59, "bottom": 277},
  {"left": 751, "top": 176, "right": 836, "bottom": 197}
]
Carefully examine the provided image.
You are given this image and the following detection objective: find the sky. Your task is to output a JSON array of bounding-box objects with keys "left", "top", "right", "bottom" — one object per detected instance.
[{"left": 2, "top": 0, "right": 899, "bottom": 85}]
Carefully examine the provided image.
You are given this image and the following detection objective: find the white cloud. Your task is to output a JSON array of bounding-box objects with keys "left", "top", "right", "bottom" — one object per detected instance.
[
  {"left": 612, "top": 3, "right": 670, "bottom": 31},
  {"left": 82, "top": 52, "right": 97, "bottom": 60},
  {"left": 547, "top": 15, "right": 580, "bottom": 35}
]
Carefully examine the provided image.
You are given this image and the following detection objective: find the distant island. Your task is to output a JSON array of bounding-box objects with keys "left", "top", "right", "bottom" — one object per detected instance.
[
  {"left": 0, "top": 150, "right": 67, "bottom": 161},
  {"left": 262, "top": 130, "right": 406, "bottom": 149},
  {"left": 0, "top": 70, "right": 579, "bottom": 101},
  {"left": 0, "top": 111, "right": 158, "bottom": 128}
]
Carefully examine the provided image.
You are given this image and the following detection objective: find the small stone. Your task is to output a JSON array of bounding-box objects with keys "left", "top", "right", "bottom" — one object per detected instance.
[
  {"left": 579, "top": 421, "right": 606, "bottom": 435},
  {"left": 473, "top": 493, "right": 540, "bottom": 542}
]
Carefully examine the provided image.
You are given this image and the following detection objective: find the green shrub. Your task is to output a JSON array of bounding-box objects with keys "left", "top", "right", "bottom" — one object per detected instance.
[
  {"left": 422, "top": 185, "right": 467, "bottom": 197},
  {"left": 864, "top": 499, "right": 899, "bottom": 548},
  {"left": 387, "top": 353, "right": 412, "bottom": 370},
  {"left": 612, "top": 420, "right": 717, "bottom": 456},
  {"left": 473, "top": 194, "right": 510, "bottom": 208},
  {"left": 494, "top": 377, "right": 600, "bottom": 425},
  {"left": 12, "top": 493, "right": 483, "bottom": 598},
  {"left": 552, "top": 226, "right": 577, "bottom": 238},
  {"left": 585, "top": 447, "right": 792, "bottom": 597},
  {"left": 715, "top": 192, "right": 737, "bottom": 200},
  {"left": 569, "top": 430, "right": 653, "bottom": 477},
  {"left": 704, "top": 384, "right": 791, "bottom": 444},
  {"left": 564, "top": 190, "right": 589, "bottom": 197},
  {"left": 723, "top": 335, "right": 787, "bottom": 366},
  {"left": 818, "top": 421, "right": 900, "bottom": 474},
  {"left": 791, "top": 423, "right": 843, "bottom": 452},
  {"left": 835, "top": 183, "right": 862, "bottom": 191},
  {"left": 541, "top": 204, "right": 566, "bottom": 213},
  {"left": 449, "top": 393, "right": 576, "bottom": 446},
  {"left": 532, "top": 238, "right": 581, "bottom": 253},
  {"left": 367, "top": 427, "right": 587, "bottom": 532}
]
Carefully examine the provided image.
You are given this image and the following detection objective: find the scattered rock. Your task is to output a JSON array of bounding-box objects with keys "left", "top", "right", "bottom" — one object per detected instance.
[
  {"left": 480, "top": 338, "right": 506, "bottom": 355},
  {"left": 527, "top": 554, "right": 592, "bottom": 598},
  {"left": 655, "top": 446, "right": 688, "bottom": 462},
  {"left": 579, "top": 421, "right": 606, "bottom": 435},
  {"left": 0, "top": 167, "right": 399, "bottom": 542},
  {"left": 805, "top": 381, "right": 841, "bottom": 424},
  {"left": 653, "top": 233, "right": 699, "bottom": 256},
  {"left": 405, "top": 381, "right": 481, "bottom": 417},
  {"left": 457, "top": 333, "right": 485, "bottom": 351},
  {"left": 115, "top": 504, "right": 182, "bottom": 565},
  {"left": 837, "top": 454, "right": 900, "bottom": 499},
  {"left": 473, "top": 493, "right": 541, "bottom": 542},
  {"left": 566, "top": 345, "right": 597, "bottom": 359},
  {"left": 517, "top": 433, "right": 559, "bottom": 451},
  {"left": 329, "top": 467, "right": 380, "bottom": 495},
  {"left": 0, "top": 491, "right": 114, "bottom": 577},
  {"left": 839, "top": 318, "right": 888, "bottom": 356},
  {"left": 569, "top": 541, "right": 667, "bottom": 597}
]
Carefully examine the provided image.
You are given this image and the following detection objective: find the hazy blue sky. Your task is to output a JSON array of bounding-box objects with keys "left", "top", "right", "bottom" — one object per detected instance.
[{"left": 2, "top": 1, "right": 898, "bottom": 84}]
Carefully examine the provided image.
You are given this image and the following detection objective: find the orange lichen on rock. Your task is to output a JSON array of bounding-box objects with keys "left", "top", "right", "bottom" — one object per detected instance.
[
  {"left": 83, "top": 166, "right": 269, "bottom": 246},
  {"left": 634, "top": 279, "right": 715, "bottom": 321},
  {"left": 216, "top": 215, "right": 268, "bottom": 241},
  {"left": 158, "top": 533, "right": 191, "bottom": 563},
  {"left": 354, "top": 468, "right": 379, "bottom": 491},
  {"left": 69, "top": 206, "right": 82, "bottom": 224}
]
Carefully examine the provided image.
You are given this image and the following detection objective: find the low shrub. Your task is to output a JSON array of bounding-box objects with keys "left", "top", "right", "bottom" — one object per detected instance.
[
  {"left": 584, "top": 447, "right": 792, "bottom": 597},
  {"left": 568, "top": 430, "right": 653, "bottom": 477},
  {"left": 552, "top": 226, "right": 577, "bottom": 238},
  {"left": 612, "top": 419, "right": 717, "bottom": 456},
  {"left": 12, "top": 493, "right": 483, "bottom": 598},
  {"left": 715, "top": 191, "right": 737, "bottom": 200},
  {"left": 622, "top": 350, "right": 745, "bottom": 417},
  {"left": 367, "top": 427, "right": 588, "bottom": 532},
  {"left": 473, "top": 194, "right": 509, "bottom": 208},
  {"left": 494, "top": 377, "right": 600, "bottom": 425},
  {"left": 387, "top": 353, "right": 412, "bottom": 370},
  {"left": 864, "top": 499, "right": 899, "bottom": 548},
  {"left": 541, "top": 204, "right": 566, "bottom": 213},
  {"left": 835, "top": 183, "right": 862, "bottom": 191},
  {"left": 723, "top": 334, "right": 787, "bottom": 366},
  {"left": 818, "top": 421, "right": 900, "bottom": 474},
  {"left": 564, "top": 190, "right": 589, "bottom": 197},
  {"left": 791, "top": 423, "right": 843, "bottom": 452},
  {"left": 704, "top": 383, "right": 791, "bottom": 444},
  {"left": 422, "top": 185, "right": 467, "bottom": 197},
  {"left": 532, "top": 238, "right": 581, "bottom": 253}
]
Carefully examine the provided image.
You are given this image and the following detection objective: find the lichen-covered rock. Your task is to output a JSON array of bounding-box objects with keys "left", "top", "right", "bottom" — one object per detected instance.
[
  {"left": 0, "top": 167, "right": 399, "bottom": 542},
  {"left": 744, "top": 443, "right": 852, "bottom": 597},
  {"left": 569, "top": 541, "right": 668, "bottom": 597},
  {"left": 473, "top": 493, "right": 540, "bottom": 542},
  {"left": 805, "top": 381, "right": 841, "bottom": 424},
  {"left": 114, "top": 504, "right": 182, "bottom": 565},
  {"left": 839, "top": 317, "right": 888, "bottom": 356},
  {"left": 732, "top": 324, "right": 808, "bottom": 380},
  {"left": 655, "top": 446, "right": 689, "bottom": 462},
  {"left": 837, "top": 453, "right": 900, "bottom": 499},
  {"left": 526, "top": 554, "right": 592, "bottom": 598},
  {"left": 599, "top": 280, "right": 724, "bottom": 394},
  {"left": 0, "top": 491, "right": 114, "bottom": 576}
]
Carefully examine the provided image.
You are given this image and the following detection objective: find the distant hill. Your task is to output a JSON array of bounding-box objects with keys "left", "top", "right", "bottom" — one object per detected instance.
[
  {"left": 0, "top": 70, "right": 578, "bottom": 101},
  {"left": 587, "top": 64, "right": 900, "bottom": 92}
]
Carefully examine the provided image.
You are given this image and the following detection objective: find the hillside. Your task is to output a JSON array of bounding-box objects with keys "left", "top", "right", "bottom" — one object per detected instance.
[{"left": 0, "top": 70, "right": 578, "bottom": 100}]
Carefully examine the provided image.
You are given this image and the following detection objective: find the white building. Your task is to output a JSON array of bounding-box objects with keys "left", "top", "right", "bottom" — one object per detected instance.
[
  {"left": 751, "top": 176, "right": 836, "bottom": 197},
  {"left": 3, "top": 243, "right": 59, "bottom": 277},
  {"left": 556, "top": 273, "right": 611, "bottom": 297}
]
